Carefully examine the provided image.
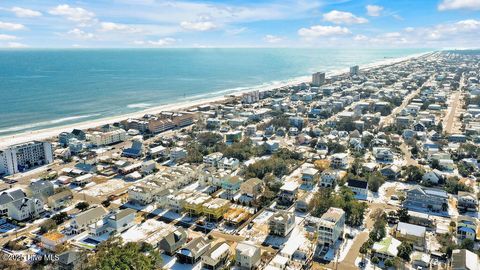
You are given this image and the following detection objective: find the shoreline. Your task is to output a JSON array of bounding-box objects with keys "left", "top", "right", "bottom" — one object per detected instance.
[{"left": 0, "top": 50, "right": 433, "bottom": 148}]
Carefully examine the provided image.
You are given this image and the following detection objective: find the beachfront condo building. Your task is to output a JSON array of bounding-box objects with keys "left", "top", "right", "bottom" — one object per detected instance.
[
  {"left": 88, "top": 129, "right": 127, "bottom": 146},
  {"left": 312, "top": 72, "right": 326, "bottom": 86},
  {"left": 0, "top": 141, "right": 53, "bottom": 175},
  {"left": 350, "top": 65, "right": 359, "bottom": 76}
]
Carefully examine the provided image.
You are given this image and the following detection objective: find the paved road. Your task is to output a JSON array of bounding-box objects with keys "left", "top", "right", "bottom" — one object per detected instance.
[
  {"left": 444, "top": 72, "right": 465, "bottom": 134},
  {"left": 444, "top": 91, "right": 461, "bottom": 134},
  {"left": 379, "top": 75, "right": 435, "bottom": 128},
  {"left": 321, "top": 203, "right": 399, "bottom": 270},
  {"left": 400, "top": 141, "right": 419, "bottom": 167}
]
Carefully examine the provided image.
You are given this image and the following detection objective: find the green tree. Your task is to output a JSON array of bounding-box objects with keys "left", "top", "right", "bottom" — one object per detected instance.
[
  {"left": 75, "top": 201, "right": 90, "bottom": 211},
  {"left": 397, "top": 242, "right": 413, "bottom": 261},
  {"left": 367, "top": 171, "right": 386, "bottom": 192},
  {"left": 86, "top": 237, "right": 162, "bottom": 270},
  {"left": 51, "top": 212, "right": 68, "bottom": 225},
  {"left": 39, "top": 219, "right": 57, "bottom": 234},
  {"left": 460, "top": 238, "right": 474, "bottom": 251},
  {"left": 397, "top": 208, "right": 410, "bottom": 223},
  {"left": 404, "top": 165, "right": 425, "bottom": 182}
]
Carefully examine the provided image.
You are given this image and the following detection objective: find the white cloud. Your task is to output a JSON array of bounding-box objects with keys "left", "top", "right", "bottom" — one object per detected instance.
[
  {"left": 11, "top": 7, "right": 42, "bottom": 17},
  {"left": 354, "top": 34, "right": 368, "bottom": 41},
  {"left": 366, "top": 5, "right": 383, "bottom": 17},
  {"left": 225, "top": 27, "right": 247, "bottom": 36},
  {"left": 0, "top": 21, "right": 25, "bottom": 31},
  {"left": 323, "top": 10, "right": 368, "bottom": 24},
  {"left": 363, "top": 19, "right": 480, "bottom": 47},
  {"left": 148, "top": 38, "right": 176, "bottom": 46},
  {"left": 0, "top": 34, "right": 17, "bottom": 40},
  {"left": 67, "top": 28, "right": 95, "bottom": 40},
  {"left": 7, "top": 42, "right": 28, "bottom": 48},
  {"left": 438, "top": 0, "right": 480, "bottom": 10},
  {"left": 49, "top": 4, "right": 96, "bottom": 24},
  {"left": 100, "top": 22, "right": 140, "bottom": 33},
  {"left": 298, "top": 25, "right": 351, "bottom": 39},
  {"left": 180, "top": 21, "right": 217, "bottom": 31},
  {"left": 263, "top": 35, "right": 283, "bottom": 43},
  {"left": 134, "top": 38, "right": 176, "bottom": 47}
]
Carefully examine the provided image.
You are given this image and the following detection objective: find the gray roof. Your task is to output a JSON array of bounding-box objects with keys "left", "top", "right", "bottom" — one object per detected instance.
[
  {"left": 396, "top": 222, "right": 426, "bottom": 238},
  {"left": 74, "top": 206, "right": 107, "bottom": 227},
  {"left": 0, "top": 189, "right": 26, "bottom": 205}
]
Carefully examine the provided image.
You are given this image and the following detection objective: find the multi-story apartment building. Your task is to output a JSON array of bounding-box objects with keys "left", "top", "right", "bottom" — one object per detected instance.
[
  {"left": 312, "top": 72, "right": 326, "bottom": 86},
  {"left": 0, "top": 141, "right": 53, "bottom": 175},
  {"left": 317, "top": 207, "right": 345, "bottom": 247},
  {"left": 88, "top": 129, "right": 127, "bottom": 146}
]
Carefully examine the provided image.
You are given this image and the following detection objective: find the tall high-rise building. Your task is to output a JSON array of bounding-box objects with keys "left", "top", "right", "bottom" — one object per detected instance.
[
  {"left": 312, "top": 72, "right": 326, "bottom": 86},
  {"left": 350, "top": 65, "right": 359, "bottom": 76},
  {"left": 0, "top": 141, "right": 53, "bottom": 175}
]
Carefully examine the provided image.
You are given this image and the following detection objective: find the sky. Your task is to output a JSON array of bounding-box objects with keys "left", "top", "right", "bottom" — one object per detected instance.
[{"left": 0, "top": 0, "right": 479, "bottom": 48}]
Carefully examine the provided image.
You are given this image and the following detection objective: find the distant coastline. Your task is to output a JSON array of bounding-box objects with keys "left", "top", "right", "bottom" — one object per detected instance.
[{"left": 0, "top": 50, "right": 432, "bottom": 148}]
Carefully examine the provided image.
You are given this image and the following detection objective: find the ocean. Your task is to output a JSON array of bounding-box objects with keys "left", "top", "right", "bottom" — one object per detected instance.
[{"left": 0, "top": 48, "right": 430, "bottom": 136}]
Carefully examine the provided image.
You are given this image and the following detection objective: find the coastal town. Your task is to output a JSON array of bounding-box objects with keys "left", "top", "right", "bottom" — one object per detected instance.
[{"left": 1, "top": 50, "right": 480, "bottom": 270}]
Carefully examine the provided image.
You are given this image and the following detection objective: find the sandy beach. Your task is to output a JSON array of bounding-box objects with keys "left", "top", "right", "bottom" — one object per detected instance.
[{"left": 0, "top": 51, "right": 432, "bottom": 149}]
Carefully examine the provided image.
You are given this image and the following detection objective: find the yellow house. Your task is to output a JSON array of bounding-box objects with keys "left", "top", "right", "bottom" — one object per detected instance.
[
  {"left": 224, "top": 208, "right": 251, "bottom": 226},
  {"left": 184, "top": 193, "right": 211, "bottom": 216},
  {"left": 202, "top": 198, "right": 230, "bottom": 220},
  {"left": 41, "top": 231, "right": 67, "bottom": 251}
]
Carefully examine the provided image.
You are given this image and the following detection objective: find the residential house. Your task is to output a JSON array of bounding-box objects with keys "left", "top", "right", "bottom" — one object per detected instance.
[
  {"left": 372, "top": 236, "right": 401, "bottom": 261},
  {"left": 320, "top": 170, "right": 342, "bottom": 188},
  {"left": 41, "top": 231, "right": 67, "bottom": 251},
  {"left": 67, "top": 206, "right": 108, "bottom": 234},
  {"left": 47, "top": 190, "right": 73, "bottom": 210},
  {"left": 380, "top": 164, "right": 400, "bottom": 180},
  {"left": 202, "top": 242, "right": 230, "bottom": 270},
  {"left": 176, "top": 236, "right": 211, "bottom": 264},
  {"left": 448, "top": 134, "right": 467, "bottom": 143},
  {"left": 457, "top": 216, "right": 477, "bottom": 241},
  {"left": 393, "top": 222, "right": 426, "bottom": 251},
  {"left": 203, "top": 152, "right": 223, "bottom": 167},
  {"left": 404, "top": 185, "right": 448, "bottom": 212},
  {"left": 278, "top": 182, "right": 299, "bottom": 206},
  {"left": 373, "top": 148, "right": 394, "bottom": 163},
  {"left": 27, "top": 179, "right": 54, "bottom": 200},
  {"left": 330, "top": 153, "right": 348, "bottom": 169},
  {"left": 422, "top": 169, "right": 443, "bottom": 185},
  {"left": 346, "top": 179, "right": 368, "bottom": 200},
  {"left": 221, "top": 176, "right": 242, "bottom": 199},
  {"left": 269, "top": 210, "right": 296, "bottom": 237},
  {"left": 57, "top": 250, "right": 86, "bottom": 270},
  {"left": 218, "top": 157, "right": 240, "bottom": 171},
  {"left": 235, "top": 241, "right": 261, "bottom": 270},
  {"left": 239, "top": 178, "right": 264, "bottom": 202},
  {"left": 159, "top": 228, "right": 188, "bottom": 256},
  {"left": 7, "top": 197, "right": 44, "bottom": 221},
  {"left": 458, "top": 191, "right": 478, "bottom": 212},
  {"left": 0, "top": 189, "right": 26, "bottom": 215},
  {"left": 301, "top": 167, "right": 319, "bottom": 188},
  {"left": 202, "top": 198, "right": 230, "bottom": 221},
  {"left": 451, "top": 249, "right": 480, "bottom": 270},
  {"left": 317, "top": 207, "right": 345, "bottom": 247},
  {"left": 184, "top": 192, "right": 211, "bottom": 216}
]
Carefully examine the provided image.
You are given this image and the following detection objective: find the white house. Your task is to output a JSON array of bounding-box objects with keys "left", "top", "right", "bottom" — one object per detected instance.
[
  {"left": 235, "top": 241, "right": 261, "bottom": 269},
  {"left": 7, "top": 197, "right": 45, "bottom": 221}
]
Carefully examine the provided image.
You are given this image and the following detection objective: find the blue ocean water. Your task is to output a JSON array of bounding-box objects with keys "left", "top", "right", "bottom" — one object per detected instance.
[{"left": 0, "top": 48, "right": 430, "bottom": 136}]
